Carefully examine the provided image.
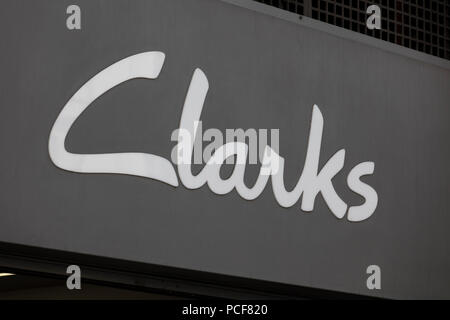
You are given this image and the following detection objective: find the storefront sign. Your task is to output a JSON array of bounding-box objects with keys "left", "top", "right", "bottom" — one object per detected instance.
[
  {"left": 1, "top": 0, "right": 450, "bottom": 299},
  {"left": 49, "top": 52, "right": 378, "bottom": 222}
]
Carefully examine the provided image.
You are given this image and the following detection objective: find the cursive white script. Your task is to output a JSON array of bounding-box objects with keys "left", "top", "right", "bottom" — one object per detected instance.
[{"left": 48, "top": 52, "right": 378, "bottom": 222}]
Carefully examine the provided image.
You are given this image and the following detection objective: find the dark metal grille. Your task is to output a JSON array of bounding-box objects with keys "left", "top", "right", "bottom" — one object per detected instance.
[{"left": 254, "top": 0, "right": 450, "bottom": 61}]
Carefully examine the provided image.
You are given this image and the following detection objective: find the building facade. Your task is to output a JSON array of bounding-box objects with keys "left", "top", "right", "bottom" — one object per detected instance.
[{"left": 0, "top": 0, "right": 450, "bottom": 299}]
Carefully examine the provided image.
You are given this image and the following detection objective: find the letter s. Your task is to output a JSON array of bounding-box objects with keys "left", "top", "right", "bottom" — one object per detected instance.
[
  {"left": 48, "top": 52, "right": 179, "bottom": 187},
  {"left": 346, "top": 162, "right": 378, "bottom": 222}
]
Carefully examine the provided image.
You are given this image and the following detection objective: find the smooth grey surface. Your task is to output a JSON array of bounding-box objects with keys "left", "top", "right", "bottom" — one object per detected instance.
[{"left": 0, "top": 0, "right": 450, "bottom": 299}]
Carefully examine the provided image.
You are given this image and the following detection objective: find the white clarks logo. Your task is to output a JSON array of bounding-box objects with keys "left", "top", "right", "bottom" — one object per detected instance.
[{"left": 49, "top": 52, "right": 378, "bottom": 222}]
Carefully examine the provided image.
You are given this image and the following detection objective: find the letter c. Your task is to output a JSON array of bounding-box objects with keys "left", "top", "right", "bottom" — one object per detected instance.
[{"left": 48, "top": 52, "right": 179, "bottom": 187}]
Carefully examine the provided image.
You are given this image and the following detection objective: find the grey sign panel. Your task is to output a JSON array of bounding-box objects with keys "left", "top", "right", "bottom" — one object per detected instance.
[{"left": 1, "top": 0, "right": 450, "bottom": 299}]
